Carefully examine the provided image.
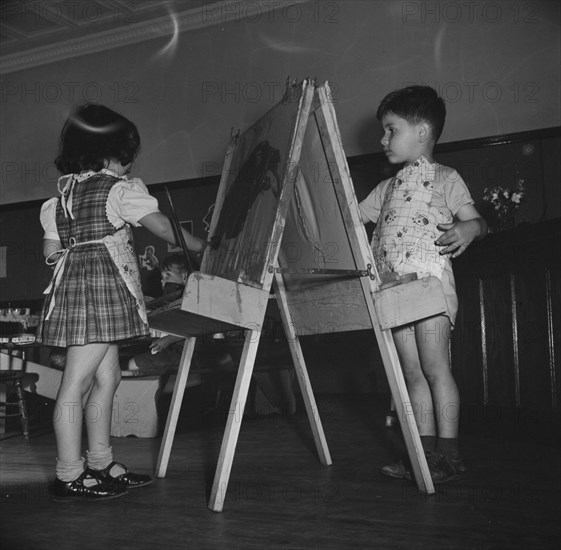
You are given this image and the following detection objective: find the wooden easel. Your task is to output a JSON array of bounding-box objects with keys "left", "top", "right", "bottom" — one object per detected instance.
[{"left": 148, "top": 80, "right": 438, "bottom": 512}]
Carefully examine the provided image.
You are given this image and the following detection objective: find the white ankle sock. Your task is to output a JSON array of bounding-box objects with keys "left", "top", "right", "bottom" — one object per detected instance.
[
  {"left": 86, "top": 447, "right": 113, "bottom": 471},
  {"left": 56, "top": 457, "right": 85, "bottom": 482}
]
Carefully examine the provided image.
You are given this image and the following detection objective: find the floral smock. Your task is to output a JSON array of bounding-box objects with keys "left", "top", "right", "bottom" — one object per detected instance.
[{"left": 359, "top": 156, "right": 474, "bottom": 325}]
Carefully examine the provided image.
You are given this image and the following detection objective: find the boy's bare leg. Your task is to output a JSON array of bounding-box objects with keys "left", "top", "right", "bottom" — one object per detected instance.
[
  {"left": 414, "top": 315, "right": 459, "bottom": 439},
  {"left": 414, "top": 314, "right": 464, "bottom": 482},
  {"left": 389, "top": 315, "right": 464, "bottom": 483},
  {"left": 392, "top": 324, "right": 437, "bottom": 437}
]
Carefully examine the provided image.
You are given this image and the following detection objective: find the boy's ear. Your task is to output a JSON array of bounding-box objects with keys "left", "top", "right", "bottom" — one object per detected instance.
[{"left": 418, "top": 122, "right": 431, "bottom": 143}]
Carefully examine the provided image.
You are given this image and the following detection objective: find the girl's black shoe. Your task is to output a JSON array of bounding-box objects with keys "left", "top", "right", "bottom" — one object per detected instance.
[
  {"left": 87, "top": 461, "right": 153, "bottom": 488},
  {"left": 51, "top": 471, "right": 128, "bottom": 502}
]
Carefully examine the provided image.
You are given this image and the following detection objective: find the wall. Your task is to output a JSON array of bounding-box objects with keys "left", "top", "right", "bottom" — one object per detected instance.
[
  {"left": 452, "top": 218, "right": 561, "bottom": 414},
  {"left": 1, "top": 1, "right": 559, "bottom": 398},
  {"left": 1, "top": 0, "right": 560, "bottom": 204},
  {"left": 2, "top": 128, "right": 559, "bottom": 304},
  {"left": 0, "top": 177, "right": 220, "bottom": 304},
  {"left": 1, "top": 130, "right": 559, "bottom": 400}
]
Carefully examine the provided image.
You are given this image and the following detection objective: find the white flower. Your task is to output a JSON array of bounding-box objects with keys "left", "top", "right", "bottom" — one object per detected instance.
[{"left": 483, "top": 182, "right": 524, "bottom": 216}]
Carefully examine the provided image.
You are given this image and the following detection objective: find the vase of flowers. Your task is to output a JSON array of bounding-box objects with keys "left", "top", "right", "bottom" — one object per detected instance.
[{"left": 482, "top": 179, "right": 525, "bottom": 231}]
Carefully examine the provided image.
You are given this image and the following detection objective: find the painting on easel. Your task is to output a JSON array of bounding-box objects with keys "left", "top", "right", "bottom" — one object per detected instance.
[{"left": 203, "top": 85, "right": 311, "bottom": 287}]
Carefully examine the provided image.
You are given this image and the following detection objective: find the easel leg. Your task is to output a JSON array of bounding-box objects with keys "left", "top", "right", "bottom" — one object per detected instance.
[
  {"left": 377, "top": 328, "right": 434, "bottom": 494},
  {"left": 273, "top": 273, "right": 332, "bottom": 466},
  {"left": 0, "top": 383, "right": 6, "bottom": 436},
  {"left": 208, "top": 328, "right": 260, "bottom": 512},
  {"left": 155, "top": 336, "right": 196, "bottom": 478},
  {"left": 285, "top": 335, "right": 332, "bottom": 466},
  {"left": 356, "top": 276, "right": 434, "bottom": 494}
]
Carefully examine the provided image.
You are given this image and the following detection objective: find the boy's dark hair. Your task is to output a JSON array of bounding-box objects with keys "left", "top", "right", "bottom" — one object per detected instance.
[
  {"left": 377, "top": 86, "right": 446, "bottom": 142},
  {"left": 55, "top": 103, "right": 140, "bottom": 174},
  {"left": 161, "top": 254, "right": 191, "bottom": 274}
]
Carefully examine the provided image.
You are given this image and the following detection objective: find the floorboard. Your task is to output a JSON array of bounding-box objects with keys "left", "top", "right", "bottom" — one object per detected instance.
[{"left": 0, "top": 392, "right": 559, "bottom": 550}]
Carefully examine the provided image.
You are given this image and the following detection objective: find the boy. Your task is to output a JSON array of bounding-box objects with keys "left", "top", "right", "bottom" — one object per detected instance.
[
  {"left": 129, "top": 254, "right": 192, "bottom": 370},
  {"left": 359, "top": 86, "right": 487, "bottom": 482}
]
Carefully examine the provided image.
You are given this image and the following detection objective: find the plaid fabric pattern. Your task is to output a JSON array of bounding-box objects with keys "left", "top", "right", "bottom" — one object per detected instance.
[
  {"left": 55, "top": 174, "right": 121, "bottom": 244},
  {"left": 37, "top": 174, "right": 148, "bottom": 347}
]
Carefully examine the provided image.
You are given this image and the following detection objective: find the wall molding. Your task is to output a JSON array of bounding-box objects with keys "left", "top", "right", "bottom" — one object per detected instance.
[
  {"left": 2, "top": 125, "right": 559, "bottom": 210},
  {"left": 348, "top": 126, "right": 561, "bottom": 168},
  {"left": 0, "top": 0, "right": 311, "bottom": 75}
]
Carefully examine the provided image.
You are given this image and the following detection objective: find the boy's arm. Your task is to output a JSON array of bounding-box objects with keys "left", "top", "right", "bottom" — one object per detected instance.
[
  {"left": 149, "top": 334, "right": 184, "bottom": 354},
  {"left": 435, "top": 203, "right": 488, "bottom": 258},
  {"left": 359, "top": 211, "right": 372, "bottom": 225},
  {"left": 358, "top": 179, "right": 388, "bottom": 226}
]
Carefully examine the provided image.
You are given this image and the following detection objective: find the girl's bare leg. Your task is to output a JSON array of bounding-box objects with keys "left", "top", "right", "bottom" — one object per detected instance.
[
  {"left": 84, "top": 344, "right": 121, "bottom": 454},
  {"left": 54, "top": 343, "right": 112, "bottom": 463}
]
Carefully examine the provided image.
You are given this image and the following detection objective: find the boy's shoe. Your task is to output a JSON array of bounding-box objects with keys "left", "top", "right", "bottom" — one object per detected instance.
[
  {"left": 86, "top": 461, "right": 153, "bottom": 489},
  {"left": 380, "top": 459, "right": 410, "bottom": 479},
  {"left": 381, "top": 453, "right": 466, "bottom": 483},
  {"left": 425, "top": 450, "right": 466, "bottom": 484},
  {"left": 50, "top": 471, "right": 128, "bottom": 502}
]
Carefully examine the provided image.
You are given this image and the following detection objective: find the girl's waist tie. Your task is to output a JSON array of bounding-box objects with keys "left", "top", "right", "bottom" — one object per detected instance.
[{"left": 43, "top": 236, "right": 105, "bottom": 320}]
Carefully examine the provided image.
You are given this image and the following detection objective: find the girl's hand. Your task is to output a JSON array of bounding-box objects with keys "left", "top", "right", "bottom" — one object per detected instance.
[{"left": 436, "top": 219, "right": 485, "bottom": 258}]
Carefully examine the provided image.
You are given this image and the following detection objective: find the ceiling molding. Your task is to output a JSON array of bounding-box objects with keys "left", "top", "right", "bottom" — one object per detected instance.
[{"left": 0, "top": 0, "right": 310, "bottom": 75}]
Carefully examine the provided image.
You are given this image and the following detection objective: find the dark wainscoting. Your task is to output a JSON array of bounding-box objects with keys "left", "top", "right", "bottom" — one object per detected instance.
[{"left": 451, "top": 218, "right": 560, "bottom": 418}]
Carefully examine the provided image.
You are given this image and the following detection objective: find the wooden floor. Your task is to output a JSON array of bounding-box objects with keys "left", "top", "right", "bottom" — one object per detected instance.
[{"left": 1, "top": 390, "right": 560, "bottom": 550}]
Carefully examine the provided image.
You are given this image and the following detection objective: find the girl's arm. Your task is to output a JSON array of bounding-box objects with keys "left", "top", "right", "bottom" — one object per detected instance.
[
  {"left": 43, "top": 238, "right": 63, "bottom": 259},
  {"left": 138, "top": 212, "right": 205, "bottom": 252},
  {"left": 435, "top": 203, "right": 488, "bottom": 258}
]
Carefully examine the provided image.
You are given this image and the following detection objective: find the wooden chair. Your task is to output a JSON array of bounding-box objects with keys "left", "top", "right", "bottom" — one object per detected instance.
[{"left": 0, "top": 370, "right": 29, "bottom": 438}]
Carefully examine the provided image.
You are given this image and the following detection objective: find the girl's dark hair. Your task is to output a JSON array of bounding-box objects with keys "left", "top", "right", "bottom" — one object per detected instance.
[
  {"left": 377, "top": 85, "right": 446, "bottom": 142},
  {"left": 55, "top": 103, "right": 140, "bottom": 174}
]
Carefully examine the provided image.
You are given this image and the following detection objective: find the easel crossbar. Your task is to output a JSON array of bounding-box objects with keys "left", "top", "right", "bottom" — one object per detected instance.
[{"left": 271, "top": 266, "right": 375, "bottom": 279}]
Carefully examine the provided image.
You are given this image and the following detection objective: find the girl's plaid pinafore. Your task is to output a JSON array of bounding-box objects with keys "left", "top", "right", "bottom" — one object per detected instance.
[{"left": 37, "top": 173, "right": 149, "bottom": 347}]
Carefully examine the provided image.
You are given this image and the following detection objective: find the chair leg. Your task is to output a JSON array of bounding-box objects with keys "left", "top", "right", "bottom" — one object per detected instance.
[
  {"left": 0, "top": 375, "right": 29, "bottom": 439},
  {"left": 385, "top": 396, "right": 398, "bottom": 428},
  {"left": 13, "top": 377, "right": 29, "bottom": 439}
]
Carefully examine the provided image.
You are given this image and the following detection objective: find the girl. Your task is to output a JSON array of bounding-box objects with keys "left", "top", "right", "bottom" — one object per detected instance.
[{"left": 38, "top": 103, "right": 205, "bottom": 501}]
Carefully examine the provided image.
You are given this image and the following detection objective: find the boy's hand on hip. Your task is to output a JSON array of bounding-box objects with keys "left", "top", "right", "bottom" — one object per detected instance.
[{"left": 435, "top": 220, "right": 479, "bottom": 258}]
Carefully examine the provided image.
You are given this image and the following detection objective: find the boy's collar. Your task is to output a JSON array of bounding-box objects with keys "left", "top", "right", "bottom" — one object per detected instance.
[
  {"left": 398, "top": 155, "right": 436, "bottom": 178},
  {"left": 409, "top": 155, "right": 435, "bottom": 168}
]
